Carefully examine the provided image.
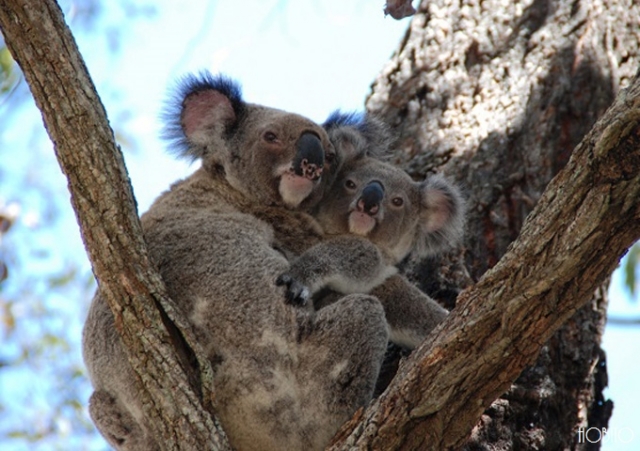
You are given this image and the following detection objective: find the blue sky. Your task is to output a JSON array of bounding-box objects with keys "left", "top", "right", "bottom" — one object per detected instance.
[
  {"left": 1, "top": 1, "right": 638, "bottom": 450},
  {"left": 88, "top": 0, "right": 409, "bottom": 213}
]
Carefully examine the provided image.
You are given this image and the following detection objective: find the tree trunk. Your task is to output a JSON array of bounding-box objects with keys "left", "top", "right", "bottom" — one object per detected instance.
[
  {"left": 1, "top": 1, "right": 639, "bottom": 451},
  {"left": 360, "top": 0, "right": 639, "bottom": 449},
  {"left": 0, "top": 1, "right": 230, "bottom": 450}
]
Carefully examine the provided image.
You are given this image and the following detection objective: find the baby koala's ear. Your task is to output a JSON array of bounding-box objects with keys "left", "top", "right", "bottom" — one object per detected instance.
[
  {"left": 322, "top": 111, "right": 395, "bottom": 163},
  {"left": 415, "top": 174, "right": 466, "bottom": 257}
]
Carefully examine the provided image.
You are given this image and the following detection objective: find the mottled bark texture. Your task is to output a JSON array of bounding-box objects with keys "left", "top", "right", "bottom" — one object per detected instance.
[
  {"left": 0, "top": 1, "right": 230, "bottom": 450},
  {"left": 362, "top": 0, "right": 640, "bottom": 449}
]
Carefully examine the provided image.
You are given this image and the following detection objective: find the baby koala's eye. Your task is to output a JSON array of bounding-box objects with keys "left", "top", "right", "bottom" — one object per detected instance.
[
  {"left": 391, "top": 197, "right": 404, "bottom": 207},
  {"left": 345, "top": 179, "right": 357, "bottom": 190},
  {"left": 263, "top": 131, "right": 279, "bottom": 143}
]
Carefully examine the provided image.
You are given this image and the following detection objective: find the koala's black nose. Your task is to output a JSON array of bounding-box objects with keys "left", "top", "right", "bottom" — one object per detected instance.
[
  {"left": 358, "top": 181, "right": 385, "bottom": 215},
  {"left": 293, "top": 132, "right": 325, "bottom": 180}
]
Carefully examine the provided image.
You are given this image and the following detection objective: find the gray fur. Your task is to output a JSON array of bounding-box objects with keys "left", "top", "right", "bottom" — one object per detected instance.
[
  {"left": 82, "top": 73, "right": 389, "bottom": 451},
  {"left": 280, "top": 120, "right": 465, "bottom": 349}
]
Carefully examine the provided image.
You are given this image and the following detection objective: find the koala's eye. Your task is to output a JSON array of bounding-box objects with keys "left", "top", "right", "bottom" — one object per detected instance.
[
  {"left": 345, "top": 179, "right": 357, "bottom": 190},
  {"left": 391, "top": 197, "right": 404, "bottom": 207},
  {"left": 263, "top": 131, "right": 279, "bottom": 143}
]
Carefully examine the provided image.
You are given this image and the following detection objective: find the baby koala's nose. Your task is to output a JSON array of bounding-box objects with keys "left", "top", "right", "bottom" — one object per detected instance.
[{"left": 358, "top": 181, "right": 385, "bottom": 215}]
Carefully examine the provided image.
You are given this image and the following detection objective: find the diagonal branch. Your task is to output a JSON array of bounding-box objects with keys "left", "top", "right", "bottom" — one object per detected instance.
[
  {"left": 0, "top": 1, "right": 229, "bottom": 450},
  {"left": 329, "top": 73, "right": 640, "bottom": 450}
]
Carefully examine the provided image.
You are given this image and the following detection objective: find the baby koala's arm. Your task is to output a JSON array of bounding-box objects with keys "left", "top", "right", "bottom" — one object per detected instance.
[
  {"left": 368, "top": 274, "right": 448, "bottom": 349},
  {"left": 276, "top": 235, "right": 397, "bottom": 306}
]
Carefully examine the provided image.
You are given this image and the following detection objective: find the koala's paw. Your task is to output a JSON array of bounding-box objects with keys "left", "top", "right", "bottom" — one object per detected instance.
[{"left": 275, "top": 274, "right": 310, "bottom": 306}]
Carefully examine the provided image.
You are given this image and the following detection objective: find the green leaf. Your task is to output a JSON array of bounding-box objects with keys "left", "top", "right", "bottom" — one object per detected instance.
[
  {"left": 0, "top": 46, "right": 17, "bottom": 93},
  {"left": 0, "top": 46, "right": 14, "bottom": 76},
  {"left": 623, "top": 243, "right": 640, "bottom": 299}
]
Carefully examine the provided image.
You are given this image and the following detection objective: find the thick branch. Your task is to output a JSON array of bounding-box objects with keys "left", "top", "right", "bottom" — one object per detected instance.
[
  {"left": 0, "top": 1, "right": 228, "bottom": 450},
  {"left": 330, "top": 74, "right": 640, "bottom": 450}
]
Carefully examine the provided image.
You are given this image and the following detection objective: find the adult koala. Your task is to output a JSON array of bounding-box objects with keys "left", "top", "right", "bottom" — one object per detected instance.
[{"left": 82, "top": 73, "right": 389, "bottom": 451}]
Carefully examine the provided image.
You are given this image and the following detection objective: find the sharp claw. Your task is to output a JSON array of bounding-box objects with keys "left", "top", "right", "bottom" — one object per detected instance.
[
  {"left": 291, "top": 286, "right": 310, "bottom": 306},
  {"left": 299, "top": 287, "right": 309, "bottom": 304},
  {"left": 277, "top": 273, "right": 310, "bottom": 307},
  {"left": 275, "top": 274, "right": 290, "bottom": 286}
]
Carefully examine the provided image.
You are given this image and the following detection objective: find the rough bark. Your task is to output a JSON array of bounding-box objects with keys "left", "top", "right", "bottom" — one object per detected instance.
[
  {"left": 330, "top": 70, "right": 640, "bottom": 448},
  {"left": 360, "top": 0, "right": 639, "bottom": 449},
  {"left": 0, "top": 1, "right": 230, "bottom": 450}
]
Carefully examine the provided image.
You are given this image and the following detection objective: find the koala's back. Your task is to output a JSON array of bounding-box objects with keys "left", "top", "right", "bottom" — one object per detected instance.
[
  {"left": 140, "top": 169, "right": 302, "bottom": 350},
  {"left": 142, "top": 170, "right": 360, "bottom": 450},
  {"left": 83, "top": 169, "right": 310, "bottom": 447}
]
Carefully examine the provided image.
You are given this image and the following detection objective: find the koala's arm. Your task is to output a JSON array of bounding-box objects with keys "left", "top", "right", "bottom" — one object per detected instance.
[
  {"left": 369, "top": 274, "right": 448, "bottom": 349},
  {"left": 277, "top": 235, "right": 397, "bottom": 305}
]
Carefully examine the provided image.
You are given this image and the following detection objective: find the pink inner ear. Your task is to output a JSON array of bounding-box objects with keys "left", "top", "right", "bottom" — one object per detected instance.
[
  {"left": 424, "top": 189, "right": 452, "bottom": 232},
  {"left": 182, "top": 90, "right": 236, "bottom": 140}
]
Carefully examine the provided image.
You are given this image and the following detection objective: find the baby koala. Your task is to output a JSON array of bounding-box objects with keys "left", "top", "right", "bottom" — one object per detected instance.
[{"left": 277, "top": 143, "right": 465, "bottom": 349}]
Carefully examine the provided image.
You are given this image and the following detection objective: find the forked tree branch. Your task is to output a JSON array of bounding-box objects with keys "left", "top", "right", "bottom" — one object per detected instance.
[
  {"left": 2, "top": 0, "right": 639, "bottom": 450},
  {"left": 329, "top": 72, "right": 640, "bottom": 449}
]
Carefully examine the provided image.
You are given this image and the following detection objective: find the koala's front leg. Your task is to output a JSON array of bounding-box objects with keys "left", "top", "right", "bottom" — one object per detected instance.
[
  {"left": 276, "top": 236, "right": 397, "bottom": 306},
  {"left": 369, "top": 274, "right": 448, "bottom": 349}
]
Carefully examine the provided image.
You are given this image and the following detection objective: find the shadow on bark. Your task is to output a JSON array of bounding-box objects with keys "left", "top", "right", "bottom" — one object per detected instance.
[{"left": 379, "top": 37, "right": 617, "bottom": 450}]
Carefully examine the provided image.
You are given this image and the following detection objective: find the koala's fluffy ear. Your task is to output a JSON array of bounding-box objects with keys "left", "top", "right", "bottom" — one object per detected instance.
[
  {"left": 415, "top": 175, "right": 466, "bottom": 257},
  {"left": 323, "top": 111, "right": 394, "bottom": 162},
  {"left": 162, "top": 71, "right": 246, "bottom": 161}
]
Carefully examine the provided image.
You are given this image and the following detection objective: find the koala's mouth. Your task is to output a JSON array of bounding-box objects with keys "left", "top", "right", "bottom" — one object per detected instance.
[
  {"left": 348, "top": 210, "right": 377, "bottom": 236},
  {"left": 276, "top": 164, "right": 318, "bottom": 208}
]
